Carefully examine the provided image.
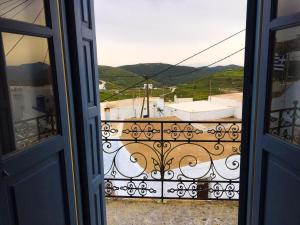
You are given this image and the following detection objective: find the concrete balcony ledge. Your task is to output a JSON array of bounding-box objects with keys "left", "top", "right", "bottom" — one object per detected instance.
[{"left": 106, "top": 198, "right": 238, "bottom": 225}]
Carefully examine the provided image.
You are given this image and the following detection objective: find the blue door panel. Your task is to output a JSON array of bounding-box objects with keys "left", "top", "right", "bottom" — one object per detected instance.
[
  {"left": 263, "top": 154, "right": 300, "bottom": 225},
  {"left": 10, "top": 155, "right": 67, "bottom": 225}
]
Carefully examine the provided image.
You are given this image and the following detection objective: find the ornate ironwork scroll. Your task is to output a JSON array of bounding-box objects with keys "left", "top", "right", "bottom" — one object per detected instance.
[
  {"left": 14, "top": 114, "right": 56, "bottom": 149},
  {"left": 101, "top": 120, "right": 242, "bottom": 201},
  {"left": 269, "top": 102, "right": 300, "bottom": 144}
]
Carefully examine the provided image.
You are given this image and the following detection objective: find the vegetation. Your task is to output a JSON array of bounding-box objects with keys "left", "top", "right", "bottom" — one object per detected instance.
[
  {"left": 98, "top": 64, "right": 244, "bottom": 102},
  {"left": 99, "top": 66, "right": 143, "bottom": 89},
  {"left": 174, "top": 68, "right": 244, "bottom": 100},
  {"left": 121, "top": 63, "right": 242, "bottom": 86}
]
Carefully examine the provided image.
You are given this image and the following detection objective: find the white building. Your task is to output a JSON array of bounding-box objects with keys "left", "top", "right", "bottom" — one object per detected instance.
[
  {"left": 101, "top": 97, "right": 164, "bottom": 120},
  {"left": 164, "top": 101, "right": 235, "bottom": 121},
  {"left": 101, "top": 92, "right": 243, "bottom": 121},
  {"left": 164, "top": 92, "right": 243, "bottom": 121},
  {"left": 99, "top": 80, "right": 106, "bottom": 90},
  {"left": 209, "top": 92, "right": 243, "bottom": 119}
]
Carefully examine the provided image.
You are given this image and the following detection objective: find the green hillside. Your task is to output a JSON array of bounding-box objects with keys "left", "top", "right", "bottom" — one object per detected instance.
[
  {"left": 174, "top": 68, "right": 244, "bottom": 100},
  {"left": 98, "top": 66, "right": 144, "bottom": 89},
  {"left": 120, "top": 63, "right": 242, "bottom": 86},
  {"left": 98, "top": 64, "right": 244, "bottom": 102}
]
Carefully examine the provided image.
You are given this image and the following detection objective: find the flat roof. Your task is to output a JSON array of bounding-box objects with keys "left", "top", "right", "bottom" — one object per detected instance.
[
  {"left": 165, "top": 100, "right": 232, "bottom": 113},
  {"left": 210, "top": 92, "right": 243, "bottom": 101},
  {"left": 102, "top": 97, "right": 161, "bottom": 108}
]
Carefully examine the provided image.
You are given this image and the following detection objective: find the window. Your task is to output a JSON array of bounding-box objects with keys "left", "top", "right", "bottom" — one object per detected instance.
[
  {"left": 0, "top": 0, "right": 47, "bottom": 26},
  {"left": 268, "top": 26, "right": 300, "bottom": 146},
  {"left": 2, "top": 33, "right": 58, "bottom": 151}
]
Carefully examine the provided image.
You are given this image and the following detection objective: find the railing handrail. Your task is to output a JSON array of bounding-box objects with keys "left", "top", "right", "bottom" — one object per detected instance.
[
  {"left": 102, "top": 119, "right": 242, "bottom": 123},
  {"left": 101, "top": 119, "right": 242, "bottom": 201}
]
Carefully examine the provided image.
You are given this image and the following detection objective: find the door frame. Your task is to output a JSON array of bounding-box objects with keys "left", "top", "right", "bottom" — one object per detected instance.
[
  {"left": 62, "top": 0, "right": 107, "bottom": 225},
  {"left": 248, "top": 1, "right": 300, "bottom": 224},
  {"left": 240, "top": 0, "right": 300, "bottom": 224},
  {"left": 0, "top": 0, "right": 80, "bottom": 224},
  {"left": 238, "top": 0, "right": 262, "bottom": 225}
]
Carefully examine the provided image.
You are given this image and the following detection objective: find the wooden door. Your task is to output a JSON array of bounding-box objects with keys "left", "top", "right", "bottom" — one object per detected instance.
[
  {"left": 250, "top": 1, "right": 300, "bottom": 224},
  {"left": 0, "top": 1, "right": 78, "bottom": 224}
]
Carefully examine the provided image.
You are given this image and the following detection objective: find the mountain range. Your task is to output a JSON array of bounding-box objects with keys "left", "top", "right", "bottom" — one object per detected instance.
[{"left": 99, "top": 63, "right": 243, "bottom": 87}]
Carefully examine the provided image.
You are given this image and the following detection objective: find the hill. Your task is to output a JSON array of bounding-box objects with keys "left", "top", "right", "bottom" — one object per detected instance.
[
  {"left": 120, "top": 63, "right": 242, "bottom": 86},
  {"left": 174, "top": 68, "right": 244, "bottom": 100},
  {"left": 98, "top": 65, "right": 160, "bottom": 89},
  {"left": 98, "top": 64, "right": 244, "bottom": 102},
  {"left": 7, "top": 62, "right": 52, "bottom": 86},
  {"left": 98, "top": 66, "right": 144, "bottom": 89}
]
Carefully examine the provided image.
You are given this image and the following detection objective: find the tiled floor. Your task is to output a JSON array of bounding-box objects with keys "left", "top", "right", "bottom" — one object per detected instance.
[{"left": 106, "top": 199, "right": 238, "bottom": 225}]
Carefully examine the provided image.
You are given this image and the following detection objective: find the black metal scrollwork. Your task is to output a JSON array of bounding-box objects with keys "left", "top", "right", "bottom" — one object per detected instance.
[{"left": 101, "top": 120, "right": 242, "bottom": 201}]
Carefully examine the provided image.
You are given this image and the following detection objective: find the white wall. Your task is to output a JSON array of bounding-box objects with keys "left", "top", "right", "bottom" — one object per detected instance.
[
  {"left": 101, "top": 98, "right": 165, "bottom": 120},
  {"left": 164, "top": 105, "right": 235, "bottom": 121},
  {"left": 190, "top": 108, "right": 235, "bottom": 121},
  {"left": 209, "top": 96, "right": 243, "bottom": 119},
  {"left": 174, "top": 97, "right": 193, "bottom": 103},
  {"left": 10, "top": 85, "right": 55, "bottom": 121}
]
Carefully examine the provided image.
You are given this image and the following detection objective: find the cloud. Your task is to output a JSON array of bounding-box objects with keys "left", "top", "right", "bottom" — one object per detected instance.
[{"left": 94, "top": 0, "right": 247, "bottom": 66}]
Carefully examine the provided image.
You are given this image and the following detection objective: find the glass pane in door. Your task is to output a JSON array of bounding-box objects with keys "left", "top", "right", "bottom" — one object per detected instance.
[
  {"left": 2, "top": 32, "right": 58, "bottom": 151},
  {"left": 0, "top": 0, "right": 46, "bottom": 26},
  {"left": 276, "top": 0, "right": 300, "bottom": 18},
  {"left": 268, "top": 26, "right": 300, "bottom": 145}
]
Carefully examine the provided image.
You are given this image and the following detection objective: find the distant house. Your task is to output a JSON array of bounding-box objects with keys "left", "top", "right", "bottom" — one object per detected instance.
[
  {"left": 100, "top": 97, "right": 165, "bottom": 120},
  {"left": 208, "top": 92, "right": 243, "bottom": 119},
  {"left": 164, "top": 92, "right": 243, "bottom": 121}
]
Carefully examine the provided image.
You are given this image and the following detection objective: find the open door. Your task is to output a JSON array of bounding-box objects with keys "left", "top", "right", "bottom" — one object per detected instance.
[
  {"left": 0, "top": 0, "right": 106, "bottom": 225},
  {"left": 248, "top": 1, "right": 300, "bottom": 225},
  {"left": 0, "top": 0, "right": 78, "bottom": 225}
]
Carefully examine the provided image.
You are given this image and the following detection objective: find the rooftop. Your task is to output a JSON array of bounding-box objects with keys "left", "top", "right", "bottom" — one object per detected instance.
[
  {"left": 102, "top": 97, "right": 161, "bottom": 108},
  {"left": 209, "top": 92, "right": 243, "bottom": 101},
  {"left": 165, "top": 100, "right": 233, "bottom": 113}
]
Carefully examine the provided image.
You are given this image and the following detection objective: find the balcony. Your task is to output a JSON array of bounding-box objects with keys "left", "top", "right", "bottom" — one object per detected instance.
[
  {"left": 102, "top": 118, "right": 241, "bottom": 200},
  {"left": 101, "top": 118, "right": 241, "bottom": 224}
]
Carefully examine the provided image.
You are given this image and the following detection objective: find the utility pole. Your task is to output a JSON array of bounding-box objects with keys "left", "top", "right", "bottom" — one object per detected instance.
[{"left": 145, "top": 77, "right": 150, "bottom": 118}]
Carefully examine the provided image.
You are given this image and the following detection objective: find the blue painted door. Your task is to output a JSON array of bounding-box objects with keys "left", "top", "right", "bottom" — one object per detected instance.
[
  {"left": 0, "top": 1, "right": 78, "bottom": 224},
  {"left": 250, "top": 1, "right": 300, "bottom": 225}
]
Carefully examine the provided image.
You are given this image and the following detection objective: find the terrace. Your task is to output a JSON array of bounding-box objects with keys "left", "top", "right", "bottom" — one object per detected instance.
[{"left": 100, "top": 117, "right": 241, "bottom": 224}]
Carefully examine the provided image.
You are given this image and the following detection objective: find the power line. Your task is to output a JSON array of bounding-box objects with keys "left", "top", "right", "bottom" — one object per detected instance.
[
  {"left": 146, "top": 29, "right": 245, "bottom": 80},
  {"left": 103, "top": 47, "right": 245, "bottom": 101},
  {"left": 102, "top": 31, "right": 245, "bottom": 101},
  {"left": 0, "top": 0, "right": 13, "bottom": 7},
  {"left": 5, "top": 7, "right": 43, "bottom": 57},
  {"left": 0, "top": 0, "right": 29, "bottom": 16},
  {"left": 0, "top": 0, "right": 21, "bottom": 11},
  {"left": 10, "top": 0, "right": 35, "bottom": 19},
  {"left": 163, "top": 48, "right": 245, "bottom": 78},
  {"left": 102, "top": 29, "right": 245, "bottom": 101}
]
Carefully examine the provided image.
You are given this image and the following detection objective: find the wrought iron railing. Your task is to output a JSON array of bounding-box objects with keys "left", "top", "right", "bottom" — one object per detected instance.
[
  {"left": 14, "top": 114, "right": 56, "bottom": 149},
  {"left": 101, "top": 119, "right": 242, "bottom": 201},
  {"left": 269, "top": 101, "right": 300, "bottom": 144}
]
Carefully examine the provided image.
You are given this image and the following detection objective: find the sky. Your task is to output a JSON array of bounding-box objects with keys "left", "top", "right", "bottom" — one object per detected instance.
[{"left": 94, "top": 0, "right": 247, "bottom": 67}]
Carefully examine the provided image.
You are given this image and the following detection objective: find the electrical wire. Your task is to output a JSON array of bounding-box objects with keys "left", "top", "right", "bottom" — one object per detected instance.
[
  {"left": 0, "top": 0, "right": 29, "bottom": 16},
  {"left": 0, "top": 0, "right": 13, "bottom": 7},
  {"left": 10, "top": 0, "right": 35, "bottom": 19},
  {"left": 103, "top": 48, "right": 245, "bottom": 101},
  {"left": 102, "top": 29, "right": 245, "bottom": 101},
  {"left": 5, "top": 7, "right": 44, "bottom": 57},
  {"left": 164, "top": 48, "right": 245, "bottom": 79},
  {"left": 0, "top": 0, "right": 21, "bottom": 11}
]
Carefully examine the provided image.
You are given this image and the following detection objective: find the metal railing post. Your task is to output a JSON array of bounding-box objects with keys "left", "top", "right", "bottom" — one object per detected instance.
[
  {"left": 291, "top": 101, "right": 298, "bottom": 143},
  {"left": 160, "top": 121, "right": 164, "bottom": 202}
]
